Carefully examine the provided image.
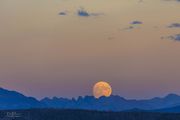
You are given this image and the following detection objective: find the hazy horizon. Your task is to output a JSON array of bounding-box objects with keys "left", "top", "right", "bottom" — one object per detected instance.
[{"left": 1, "top": 86, "right": 180, "bottom": 101}]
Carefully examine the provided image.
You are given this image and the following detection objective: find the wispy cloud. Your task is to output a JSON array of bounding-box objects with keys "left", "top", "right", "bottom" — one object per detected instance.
[
  {"left": 130, "top": 21, "right": 143, "bottom": 25},
  {"left": 59, "top": 11, "right": 67, "bottom": 16},
  {"left": 169, "top": 34, "right": 180, "bottom": 41},
  {"left": 123, "top": 26, "right": 135, "bottom": 30},
  {"left": 58, "top": 8, "right": 104, "bottom": 18},
  {"left": 168, "top": 23, "right": 180, "bottom": 28},
  {"left": 77, "top": 8, "right": 104, "bottom": 17},
  {"left": 77, "top": 8, "right": 90, "bottom": 17},
  {"left": 163, "top": 34, "right": 180, "bottom": 41},
  {"left": 122, "top": 20, "right": 143, "bottom": 30}
]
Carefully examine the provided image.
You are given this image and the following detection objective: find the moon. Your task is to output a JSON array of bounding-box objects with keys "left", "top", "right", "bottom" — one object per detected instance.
[{"left": 93, "top": 81, "right": 112, "bottom": 98}]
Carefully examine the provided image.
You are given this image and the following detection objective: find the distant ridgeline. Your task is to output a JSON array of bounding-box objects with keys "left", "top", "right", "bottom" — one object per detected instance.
[{"left": 1, "top": 87, "right": 180, "bottom": 112}]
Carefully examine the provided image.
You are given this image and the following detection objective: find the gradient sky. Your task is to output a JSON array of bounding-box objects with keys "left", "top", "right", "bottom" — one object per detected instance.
[{"left": 0, "top": 0, "right": 180, "bottom": 99}]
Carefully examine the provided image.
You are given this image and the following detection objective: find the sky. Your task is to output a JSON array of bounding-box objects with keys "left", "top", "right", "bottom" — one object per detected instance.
[{"left": 0, "top": 0, "right": 180, "bottom": 99}]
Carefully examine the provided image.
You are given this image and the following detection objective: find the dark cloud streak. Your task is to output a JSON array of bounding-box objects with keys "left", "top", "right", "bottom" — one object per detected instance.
[
  {"left": 77, "top": 8, "right": 104, "bottom": 17},
  {"left": 168, "top": 23, "right": 180, "bottom": 28},
  {"left": 59, "top": 12, "right": 67, "bottom": 16},
  {"left": 131, "top": 21, "right": 143, "bottom": 25},
  {"left": 163, "top": 34, "right": 180, "bottom": 41}
]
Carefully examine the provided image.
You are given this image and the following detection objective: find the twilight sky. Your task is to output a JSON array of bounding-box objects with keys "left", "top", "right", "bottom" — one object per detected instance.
[{"left": 0, "top": 0, "right": 180, "bottom": 99}]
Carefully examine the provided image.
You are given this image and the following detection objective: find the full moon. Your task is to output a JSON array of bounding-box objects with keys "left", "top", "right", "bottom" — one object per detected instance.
[{"left": 93, "top": 81, "right": 112, "bottom": 98}]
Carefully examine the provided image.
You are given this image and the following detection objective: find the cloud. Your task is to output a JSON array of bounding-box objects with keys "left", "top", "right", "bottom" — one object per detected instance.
[
  {"left": 122, "top": 21, "right": 143, "bottom": 30},
  {"left": 164, "top": 34, "right": 180, "bottom": 41},
  {"left": 130, "top": 21, "right": 143, "bottom": 25},
  {"left": 169, "top": 34, "right": 180, "bottom": 41},
  {"left": 59, "top": 11, "right": 67, "bottom": 16},
  {"left": 58, "top": 8, "right": 104, "bottom": 17},
  {"left": 168, "top": 23, "right": 180, "bottom": 28},
  {"left": 78, "top": 9, "right": 90, "bottom": 17},
  {"left": 77, "top": 8, "right": 104, "bottom": 17},
  {"left": 123, "top": 26, "right": 135, "bottom": 30}
]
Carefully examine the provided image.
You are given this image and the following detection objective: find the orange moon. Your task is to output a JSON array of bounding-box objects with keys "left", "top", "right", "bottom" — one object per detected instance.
[{"left": 93, "top": 81, "right": 112, "bottom": 98}]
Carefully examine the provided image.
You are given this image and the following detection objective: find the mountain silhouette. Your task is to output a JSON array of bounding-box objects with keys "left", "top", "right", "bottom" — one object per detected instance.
[
  {"left": 1, "top": 87, "right": 180, "bottom": 111},
  {"left": 41, "top": 94, "right": 180, "bottom": 111},
  {"left": 0, "top": 87, "right": 43, "bottom": 109}
]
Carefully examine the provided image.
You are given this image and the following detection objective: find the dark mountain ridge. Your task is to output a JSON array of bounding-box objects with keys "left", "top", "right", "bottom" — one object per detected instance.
[
  {"left": 41, "top": 94, "right": 180, "bottom": 111},
  {"left": 1, "top": 87, "right": 180, "bottom": 112},
  {"left": 0, "top": 87, "right": 44, "bottom": 109}
]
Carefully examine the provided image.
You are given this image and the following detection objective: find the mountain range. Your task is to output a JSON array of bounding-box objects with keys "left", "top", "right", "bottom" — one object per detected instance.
[{"left": 1, "top": 87, "right": 180, "bottom": 112}]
